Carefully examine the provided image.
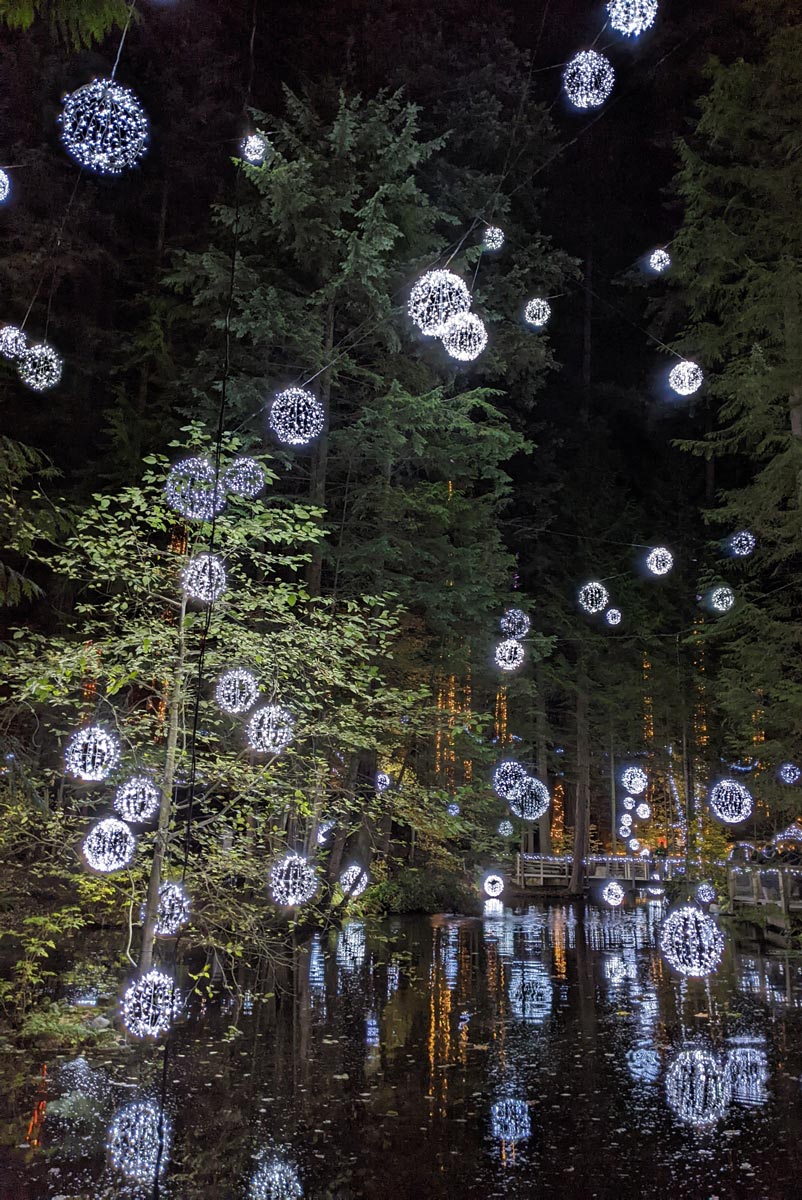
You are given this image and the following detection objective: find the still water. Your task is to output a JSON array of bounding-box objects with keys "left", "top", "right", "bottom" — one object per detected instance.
[{"left": 3, "top": 900, "right": 802, "bottom": 1198}]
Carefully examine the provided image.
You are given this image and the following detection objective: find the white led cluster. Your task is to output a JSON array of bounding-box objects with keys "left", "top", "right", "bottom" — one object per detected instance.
[
  {"left": 222, "top": 457, "right": 265, "bottom": 498},
  {"left": 18, "top": 342, "right": 62, "bottom": 391},
  {"left": 665, "top": 1048, "right": 730, "bottom": 1127},
  {"left": 729, "top": 530, "right": 755, "bottom": 557},
  {"left": 635, "top": 802, "right": 650, "bottom": 820},
  {"left": 340, "top": 864, "right": 369, "bottom": 898},
  {"left": 493, "top": 760, "right": 527, "bottom": 800},
  {"left": 708, "top": 778, "right": 752, "bottom": 824},
  {"left": 441, "top": 312, "right": 488, "bottom": 362},
  {"left": 603, "top": 880, "right": 625, "bottom": 907},
  {"left": 509, "top": 776, "right": 550, "bottom": 822},
  {"left": 269, "top": 387, "right": 325, "bottom": 447},
  {"left": 500, "top": 607, "right": 530, "bottom": 638},
  {"left": 249, "top": 1158, "right": 303, "bottom": 1200},
  {"left": 483, "top": 873, "right": 504, "bottom": 898},
  {"left": 270, "top": 852, "right": 318, "bottom": 906},
  {"left": 182, "top": 553, "right": 227, "bottom": 602},
  {"left": 490, "top": 1097, "right": 530, "bottom": 1143},
  {"left": 114, "top": 775, "right": 160, "bottom": 823},
  {"left": 779, "top": 761, "right": 801, "bottom": 785},
  {"left": 122, "top": 969, "right": 181, "bottom": 1039},
  {"left": 695, "top": 882, "right": 716, "bottom": 905},
  {"left": 0, "top": 169, "right": 9, "bottom": 203},
  {"left": 621, "top": 766, "right": 647, "bottom": 795},
  {"left": 240, "top": 134, "right": 272, "bottom": 165},
  {"left": 578, "top": 581, "right": 609, "bottom": 613},
  {"left": 524, "top": 297, "right": 551, "bottom": 327},
  {"left": 60, "top": 78, "right": 148, "bottom": 174},
  {"left": 408, "top": 270, "right": 471, "bottom": 336},
  {"left": 563, "top": 50, "right": 615, "bottom": 109},
  {"left": 483, "top": 226, "right": 505, "bottom": 251},
  {"left": 108, "top": 1099, "right": 171, "bottom": 1187},
  {"left": 605, "top": 607, "right": 622, "bottom": 626},
  {"left": 375, "top": 771, "right": 391, "bottom": 792},
  {"left": 0, "top": 325, "right": 26, "bottom": 359},
  {"left": 668, "top": 360, "right": 703, "bottom": 396},
  {"left": 447, "top": 801, "right": 461, "bottom": 816},
  {"left": 646, "top": 546, "right": 673, "bottom": 575},
  {"left": 148, "top": 881, "right": 191, "bottom": 937},
  {"left": 83, "top": 817, "right": 136, "bottom": 872},
  {"left": 215, "top": 668, "right": 259, "bottom": 715},
  {"left": 247, "top": 704, "right": 295, "bottom": 754},
  {"left": 711, "top": 585, "right": 735, "bottom": 613},
  {"left": 648, "top": 247, "right": 671, "bottom": 272},
  {"left": 65, "top": 725, "right": 120, "bottom": 781},
  {"left": 498, "top": 819, "right": 514, "bottom": 837},
  {"left": 495, "top": 637, "right": 525, "bottom": 672},
  {"left": 659, "top": 905, "right": 724, "bottom": 977},
  {"left": 165, "top": 457, "right": 225, "bottom": 521}
]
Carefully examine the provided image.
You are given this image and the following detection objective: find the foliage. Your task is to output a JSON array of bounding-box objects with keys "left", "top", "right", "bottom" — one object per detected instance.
[
  {"left": 369, "top": 865, "right": 480, "bottom": 915},
  {"left": 0, "top": 0, "right": 129, "bottom": 49}
]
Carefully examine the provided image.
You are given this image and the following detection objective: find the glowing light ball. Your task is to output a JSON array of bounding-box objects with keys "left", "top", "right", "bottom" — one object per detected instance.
[
  {"left": 215, "top": 667, "right": 259, "bottom": 715},
  {"left": 621, "top": 766, "right": 648, "bottom": 795},
  {"left": 447, "top": 801, "right": 461, "bottom": 816},
  {"left": 524, "top": 297, "right": 551, "bottom": 327},
  {"left": 665, "top": 1049, "right": 730, "bottom": 1127},
  {"left": 626, "top": 1046, "right": 662, "bottom": 1083},
  {"left": 240, "top": 134, "right": 272, "bottom": 165},
  {"left": 222, "top": 457, "right": 264, "bottom": 498},
  {"left": 621, "top": 813, "right": 633, "bottom": 828},
  {"left": 628, "top": 837, "right": 641, "bottom": 851},
  {"left": 618, "top": 825, "right": 629, "bottom": 838},
  {"left": 165, "top": 457, "right": 224, "bottom": 521},
  {"left": 483, "top": 226, "right": 505, "bottom": 251},
  {"left": 635, "top": 802, "right": 650, "bottom": 820},
  {"left": 375, "top": 771, "right": 391, "bottom": 792},
  {"left": 779, "top": 762, "right": 801, "bottom": 785},
  {"left": 498, "top": 819, "right": 514, "bottom": 837},
  {"left": 83, "top": 818, "right": 136, "bottom": 873},
  {"left": 578, "top": 581, "right": 609, "bottom": 613},
  {"left": 495, "top": 637, "right": 525, "bottom": 672},
  {"left": 317, "top": 819, "right": 334, "bottom": 844},
  {"left": 0, "top": 325, "right": 26, "bottom": 359},
  {"left": 603, "top": 880, "right": 625, "bottom": 907},
  {"left": 509, "top": 776, "right": 550, "bottom": 821},
  {"left": 608, "top": 0, "right": 658, "bottom": 35},
  {"left": 563, "top": 50, "right": 615, "bottom": 109},
  {"left": 493, "top": 760, "right": 527, "bottom": 800},
  {"left": 65, "top": 725, "right": 120, "bottom": 781},
  {"left": 490, "top": 1098, "right": 530, "bottom": 1144},
  {"left": 60, "top": 78, "right": 148, "bottom": 175},
  {"left": 605, "top": 607, "right": 622, "bottom": 626},
  {"left": 270, "top": 852, "right": 318, "bottom": 906},
  {"left": 668, "top": 360, "right": 703, "bottom": 396},
  {"left": 108, "top": 1099, "right": 171, "bottom": 1187},
  {"left": 0, "top": 169, "right": 9, "bottom": 203},
  {"left": 729, "top": 530, "right": 756, "bottom": 557},
  {"left": 122, "top": 969, "right": 180, "bottom": 1039},
  {"left": 249, "top": 1158, "right": 303, "bottom": 1200},
  {"left": 708, "top": 778, "right": 752, "bottom": 824},
  {"left": 484, "top": 873, "right": 504, "bottom": 898},
  {"left": 408, "top": 269, "right": 471, "bottom": 336},
  {"left": 269, "top": 387, "right": 325, "bottom": 446},
  {"left": 648, "top": 247, "right": 671, "bottom": 272},
  {"left": 18, "top": 342, "right": 62, "bottom": 391},
  {"left": 247, "top": 704, "right": 294, "bottom": 754},
  {"left": 441, "top": 311, "right": 488, "bottom": 361},
  {"left": 623, "top": 796, "right": 635, "bottom": 811},
  {"left": 711, "top": 585, "right": 735, "bottom": 613},
  {"left": 182, "top": 553, "right": 226, "bottom": 602},
  {"left": 114, "top": 775, "right": 160, "bottom": 823},
  {"left": 340, "top": 864, "right": 369, "bottom": 897},
  {"left": 646, "top": 546, "right": 673, "bottom": 575},
  {"left": 151, "top": 881, "right": 190, "bottom": 936},
  {"left": 500, "top": 607, "right": 530, "bottom": 638},
  {"left": 696, "top": 882, "right": 716, "bottom": 905},
  {"left": 659, "top": 905, "right": 724, "bottom": 977}
]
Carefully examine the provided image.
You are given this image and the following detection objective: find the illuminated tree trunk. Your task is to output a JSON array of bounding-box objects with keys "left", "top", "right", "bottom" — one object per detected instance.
[{"left": 569, "top": 676, "right": 590, "bottom": 895}]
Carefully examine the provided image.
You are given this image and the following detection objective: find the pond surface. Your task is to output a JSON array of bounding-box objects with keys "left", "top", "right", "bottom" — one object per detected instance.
[{"left": 3, "top": 900, "right": 802, "bottom": 1198}]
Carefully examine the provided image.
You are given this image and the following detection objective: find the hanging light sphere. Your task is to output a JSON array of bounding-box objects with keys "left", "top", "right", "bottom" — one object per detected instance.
[
  {"left": 270, "top": 852, "right": 318, "bottom": 906},
  {"left": 659, "top": 905, "right": 725, "bottom": 977},
  {"left": 0, "top": 324, "right": 26, "bottom": 360},
  {"left": 215, "top": 667, "right": 259, "bottom": 715},
  {"left": 60, "top": 78, "right": 148, "bottom": 175},
  {"left": 495, "top": 637, "right": 525, "bottom": 672},
  {"left": 447, "top": 801, "right": 461, "bottom": 816},
  {"left": 618, "top": 825, "right": 630, "bottom": 838},
  {"left": 563, "top": 50, "right": 615, "bottom": 110},
  {"left": 375, "top": 771, "right": 391, "bottom": 793},
  {"left": 65, "top": 725, "right": 120, "bottom": 781},
  {"left": 122, "top": 969, "right": 181, "bottom": 1039},
  {"left": 0, "top": 169, "right": 10, "bottom": 203},
  {"left": 621, "top": 813, "right": 633, "bottom": 829},
  {"left": 696, "top": 882, "right": 716, "bottom": 905},
  {"left": 83, "top": 818, "right": 136, "bottom": 873},
  {"left": 623, "top": 795, "right": 635, "bottom": 811},
  {"left": 635, "top": 801, "right": 651, "bottom": 820},
  {"left": 483, "top": 873, "right": 504, "bottom": 898},
  {"left": 711, "top": 585, "right": 735, "bottom": 613},
  {"left": 508, "top": 776, "right": 550, "bottom": 821},
  {"left": 729, "top": 530, "right": 756, "bottom": 557},
  {"left": 441, "top": 311, "right": 488, "bottom": 362},
  {"left": 668, "top": 360, "right": 704, "bottom": 396},
  {"left": 493, "top": 760, "right": 527, "bottom": 800},
  {"left": 18, "top": 342, "right": 62, "bottom": 391},
  {"left": 114, "top": 775, "right": 160, "bottom": 823},
  {"left": 165, "top": 457, "right": 225, "bottom": 521},
  {"left": 708, "top": 778, "right": 752, "bottom": 824},
  {"left": 779, "top": 761, "right": 801, "bottom": 785},
  {"left": 621, "top": 766, "right": 648, "bottom": 795},
  {"left": 249, "top": 1158, "right": 303, "bottom": 1200},
  {"left": 665, "top": 1048, "right": 730, "bottom": 1127},
  {"left": 602, "top": 880, "right": 625, "bottom": 907},
  {"left": 148, "top": 881, "right": 191, "bottom": 937},
  {"left": 240, "top": 133, "right": 272, "bottom": 165},
  {"left": 648, "top": 247, "right": 671, "bottom": 272},
  {"left": 524, "top": 297, "right": 551, "bottom": 327},
  {"left": 490, "top": 1098, "right": 530, "bottom": 1144},
  {"left": 628, "top": 837, "right": 641, "bottom": 851},
  {"left": 222, "top": 457, "right": 265, "bottom": 499},
  {"left": 340, "top": 864, "right": 369, "bottom": 898},
  {"left": 500, "top": 607, "right": 530, "bottom": 638},
  {"left": 603, "top": 608, "right": 621, "bottom": 628},
  {"left": 108, "top": 1099, "right": 171, "bottom": 1187},
  {"left": 578, "top": 581, "right": 609, "bottom": 614},
  {"left": 646, "top": 546, "right": 673, "bottom": 575},
  {"left": 483, "top": 226, "right": 505, "bottom": 251},
  {"left": 408, "top": 269, "right": 471, "bottom": 336},
  {"left": 182, "top": 553, "right": 227, "bottom": 603},
  {"left": 498, "top": 819, "right": 514, "bottom": 837},
  {"left": 247, "top": 704, "right": 295, "bottom": 755},
  {"left": 608, "top": 0, "right": 658, "bottom": 36},
  {"left": 269, "top": 387, "right": 325, "bottom": 447}
]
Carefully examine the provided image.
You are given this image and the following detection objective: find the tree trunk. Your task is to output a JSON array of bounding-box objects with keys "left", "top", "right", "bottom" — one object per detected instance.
[
  {"left": 534, "top": 661, "right": 552, "bottom": 855},
  {"left": 569, "top": 677, "right": 590, "bottom": 895},
  {"left": 306, "top": 303, "right": 335, "bottom": 597}
]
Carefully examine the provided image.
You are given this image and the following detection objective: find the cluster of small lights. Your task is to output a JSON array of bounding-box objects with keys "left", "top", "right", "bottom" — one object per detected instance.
[
  {"left": 648, "top": 247, "right": 671, "bottom": 272},
  {"left": 605, "top": 607, "right": 622, "bottom": 626},
  {"left": 668, "top": 360, "right": 704, "bottom": 396},
  {"left": 490, "top": 1098, "right": 530, "bottom": 1144},
  {"left": 165, "top": 458, "right": 224, "bottom": 521},
  {"left": 447, "top": 801, "right": 461, "bottom": 816},
  {"left": 247, "top": 704, "right": 295, "bottom": 754},
  {"left": 493, "top": 760, "right": 527, "bottom": 800},
  {"left": 524, "top": 297, "right": 551, "bottom": 327},
  {"left": 578, "top": 581, "right": 609, "bottom": 613},
  {"left": 0, "top": 325, "right": 26, "bottom": 359},
  {"left": 500, "top": 607, "right": 530, "bottom": 638},
  {"left": 696, "top": 882, "right": 716, "bottom": 905},
  {"left": 222, "top": 457, "right": 264, "bottom": 498},
  {"left": 646, "top": 874, "right": 664, "bottom": 896},
  {"left": 618, "top": 825, "right": 629, "bottom": 838},
  {"left": 665, "top": 1049, "right": 730, "bottom": 1127},
  {"left": 375, "top": 771, "right": 391, "bottom": 792},
  {"left": 215, "top": 668, "right": 259, "bottom": 715},
  {"left": 659, "top": 905, "right": 724, "bottom": 977},
  {"left": 114, "top": 775, "right": 160, "bottom": 823},
  {"left": 603, "top": 880, "right": 625, "bottom": 907},
  {"left": 623, "top": 796, "right": 635, "bottom": 811},
  {"left": 249, "top": 1158, "right": 303, "bottom": 1200},
  {"left": 317, "top": 819, "right": 334, "bottom": 844},
  {"left": 340, "top": 864, "right": 369, "bottom": 898},
  {"left": 269, "top": 387, "right": 325, "bottom": 447},
  {"left": 635, "top": 801, "right": 651, "bottom": 820},
  {"left": 621, "top": 766, "right": 648, "bottom": 795},
  {"left": 108, "top": 1099, "right": 171, "bottom": 1187},
  {"left": 646, "top": 546, "right": 673, "bottom": 575},
  {"left": 441, "top": 312, "right": 488, "bottom": 361},
  {"left": 240, "top": 134, "right": 271, "bottom": 165},
  {"left": 509, "top": 776, "right": 550, "bottom": 821},
  {"left": 708, "top": 778, "right": 752, "bottom": 824},
  {"left": 779, "top": 762, "right": 801, "bottom": 785},
  {"left": 0, "top": 169, "right": 9, "bottom": 203},
  {"left": 65, "top": 726, "right": 120, "bottom": 783},
  {"left": 629, "top": 837, "right": 642, "bottom": 851},
  {"left": 498, "top": 819, "right": 514, "bottom": 837},
  {"left": 83, "top": 818, "right": 136, "bottom": 872},
  {"left": 18, "top": 342, "right": 63, "bottom": 391},
  {"left": 728, "top": 1045, "right": 768, "bottom": 1107},
  {"left": 60, "top": 79, "right": 148, "bottom": 174},
  {"left": 182, "top": 553, "right": 227, "bottom": 603},
  {"left": 729, "top": 529, "right": 755, "bottom": 557},
  {"left": 408, "top": 269, "right": 471, "bottom": 336},
  {"left": 122, "top": 969, "right": 180, "bottom": 1039},
  {"left": 621, "top": 813, "right": 633, "bottom": 829},
  {"left": 563, "top": 50, "right": 615, "bottom": 109},
  {"left": 270, "top": 853, "right": 318, "bottom": 906},
  {"left": 711, "top": 585, "right": 735, "bottom": 613},
  {"left": 495, "top": 637, "right": 525, "bottom": 672},
  {"left": 151, "top": 881, "right": 191, "bottom": 937},
  {"left": 484, "top": 873, "right": 504, "bottom": 898},
  {"left": 483, "top": 226, "right": 505, "bottom": 251},
  {"left": 608, "top": 0, "right": 658, "bottom": 35}
]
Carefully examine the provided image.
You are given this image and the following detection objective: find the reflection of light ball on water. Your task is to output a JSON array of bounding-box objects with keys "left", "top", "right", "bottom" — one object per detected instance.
[{"left": 108, "top": 1098, "right": 171, "bottom": 1186}]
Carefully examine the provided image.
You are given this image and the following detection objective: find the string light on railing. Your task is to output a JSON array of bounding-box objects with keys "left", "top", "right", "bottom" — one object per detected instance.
[
  {"left": 240, "top": 134, "right": 272, "bottom": 165},
  {"left": 83, "top": 818, "right": 136, "bottom": 872},
  {"left": 269, "top": 852, "right": 318, "bottom": 906},
  {"left": 646, "top": 546, "right": 673, "bottom": 575},
  {"left": 65, "top": 725, "right": 120, "bottom": 781},
  {"left": 524, "top": 297, "right": 551, "bottom": 327},
  {"left": 215, "top": 668, "right": 259, "bottom": 715},
  {"left": 509, "top": 776, "right": 550, "bottom": 821},
  {"left": 18, "top": 342, "right": 62, "bottom": 391},
  {"left": 148, "top": 881, "right": 191, "bottom": 937},
  {"left": 483, "top": 873, "right": 504, "bottom": 898},
  {"left": 222, "top": 457, "right": 265, "bottom": 498},
  {"left": 648, "top": 247, "right": 671, "bottom": 272},
  {"left": 778, "top": 762, "right": 801, "bottom": 785},
  {"left": 668, "top": 360, "right": 704, "bottom": 396},
  {"left": 578, "top": 581, "right": 609, "bottom": 613},
  {"left": 441, "top": 312, "right": 488, "bottom": 361},
  {"left": 708, "top": 778, "right": 752, "bottom": 824},
  {"left": 495, "top": 638, "right": 525, "bottom": 672},
  {"left": 490, "top": 1098, "right": 531, "bottom": 1144},
  {"left": 0, "top": 325, "right": 26, "bottom": 360},
  {"left": 605, "top": 607, "right": 622, "bottom": 626},
  {"left": 621, "top": 766, "right": 648, "bottom": 795},
  {"left": 247, "top": 705, "right": 295, "bottom": 755},
  {"left": 602, "top": 880, "right": 625, "bottom": 907},
  {"left": 340, "top": 864, "right": 369, "bottom": 898},
  {"left": 665, "top": 1048, "right": 730, "bottom": 1127},
  {"left": 182, "top": 553, "right": 227, "bottom": 603},
  {"left": 108, "top": 1099, "right": 171, "bottom": 1187},
  {"left": 729, "top": 530, "right": 755, "bottom": 557},
  {"left": 659, "top": 905, "right": 724, "bottom": 976},
  {"left": 408, "top": 269, "right": 471, "bottom": 336},
  {"left": 269, "top": 387, "right": 325, "bottom": 447},
  {"left": 165, "top": 458, "right": 225, "bottom": 521},
  {"left": 483, "top": 226, "right": 505, "bottom": 251},
  {"left": 114, "top": 775, "right": 160, "bottom": 823},
  {"left": 563, "top": 50, "right": 615, "bottom": 109},
  {"left": 60, "top": 79, "right": 149, "bottom": 174},
  {"left": 710, "top": 585, "right": 735, "bottom": 613},
  {"left": 249, "top": 1158, "right": 303, "bottom": 1200},
  {"left": 493, "top": 760, "right": 527, "bottom": 800},
  {"left": 121, "top": 969, "right": 180, "bottom": 1039},
  {"left": 635, "top": 802, "right": 650, "bottom": 820},
  {"left": 500, "top": 608, "right": 530, "bottom": 638},
  {"left": 608, "top": 0, "right": 658, "bottom": 35},
  {"left": 696, "top": 882, "right": 716, "bottom": 905},
  {"left": 498, "top": 819, "right": 514, "bottom": 837}
]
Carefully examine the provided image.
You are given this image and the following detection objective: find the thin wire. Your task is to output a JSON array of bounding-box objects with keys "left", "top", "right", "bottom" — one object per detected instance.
[
  {"left": 110, "top": 0, "right": 138, "bottom": 82},
  {"left": 21, "top": 171, "right": 83, "bottom": 332}
]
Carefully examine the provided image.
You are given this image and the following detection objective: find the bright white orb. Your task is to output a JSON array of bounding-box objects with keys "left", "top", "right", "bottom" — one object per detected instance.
[
  {"left": 623, "top": 796, "right": 635, "bottom": 811},
  {"left": 484, "top": 873, "right": 504, "bottom": 898},
  {"left": 668, "top": 360, "right": 704, "bottom": 396},
  {"left": 408, "top": 269, "right": 471, "bottom": 336},
  {"left": 779, "top": 761, "right": 801, "bottom": 785},
  {"left": 114, "top": 775, "right": 160, "bottom": 823},
  {"left": 447, "top": 801, "right": 461, "bottom": 816},
  {"left": 498, "top": 819, "right": 514, "bottom": 837},
  {"left": 0, "top": 169, "right": 9, "bottom": 203},
  {"left": 646, "top": 546, "right": 673, "bottom": 575},
  {"left": 493, "top": 760, "right": 527, "bottom": 800},
  {"left": 241, "top": 133, "right": 272, "bottom": 165},
  {"left": 269, "top": 387, "right": 325, "bottom": 447},
  {"left": 441, "top": 311, "right": 488, "bottom": 362},
  {"left": 635, "top": 802, "right": 650, "bottom": 820},
  {"left": 222, "top": 456, "right": 264, "bottom": 498},
  {"left": 18, "top": 342, "right": 62, "bottom": 391},
  {"left": 65, "top": 725, "right": 120, "bottom": 781},
  {"left": 376, "top": 771, "right": 391, "bottom": 792},
  {"left": 483, "top": 226, "right": 504, "bottom": 251},
  {"left": 524, "top": 297, "right": 551, "bottom": 327},
  {"left": 729, "top": 530, "right": 756, "bottom": 557},
  {"left": 659, "top": 905, "right": 724, "bottom": 977},
  {"left": 708, "top": 778, "right": 752, "bottom": 824},
  {"left": 605, "top": 607, "right": 622, "bottom": 626},
  {"left": 0, "top": 325, "right": 26, "bottom": 359},
  {"left": 621, "top": 766, "right": 647, "bottom": 794},
  {"left": 608, "top": 0, "right": 658, "bottom": 35},
  {"left": 711, "top": 585, "right": 735, "bottom": 613},
  {"left": 696, "top": 882, "right": 716, "bottom": 905},
  {"left": 108, "top": 1099, "right": 171, "bottom": 1187},
  {"left": 247, "top": 704, "right": 294, "bottom": 754},
  {"left": 165, "top": 457, "right": 225, "bottom": 521},
  {"left": 83, "top": 818, "right": 136, "bottom": 873},
  {"left": 149, "top": 881, "right": 191, "bottom": 937},
  {"left": 490, "top": 1097, "right": 530, "bottom": 1143},
  {"left": 648, "top": 247, "right": 671, "bottom": 272},
  {"left": 621, "top": 813, "right": 633, "bottom": 828},
  {"left": 340, "top": 864, "right": 369, "bottom": 898},
  {"left": 563, "top": 50, "right": 615, "bottom": 110},
  {"left": 628, "top": 837, "right": 641, "bottom": 851},
  {"left": 665, "top": 1048, "right": 730, "bottom": 1127},
  {"left": 508, "top": 776, "right": 550, "bottom": 821},
  {"left": 122, "top": 969, "right": 180, "bottom": 1039},
  {"left": 603, "top": 880, "right": 625, "bottom": 907},
  {"left": 270, "top": 852, "right": 318, "bottom": 906},
  {"left": 500, "top": 607, "right": 530, "bottom": 638},
  {"left": 215, "top": 667, "right": 259, "bottom": 715},
  {"left": 618, "top": 825, "right": 629, "bottom": 838},
  {"left": 495, "top": 637, "right": 525, "bottom": 672},
  {"left": 182, "top": 553, "right": 227, "bottom": 603},
  {"left": 249, "top": 1157, "right": 303, "bottom": 1200},
  {"left": 60, "top": 78, "right": 148, "bottom": 175},
  {"left": 578, "top": 581, "right": 609, "bottom": 613}
]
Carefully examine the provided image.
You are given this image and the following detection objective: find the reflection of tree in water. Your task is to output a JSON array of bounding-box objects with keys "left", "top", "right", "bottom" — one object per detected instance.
[
  {"left": 507, "top": 958, "right": 552, "bottom": 1024},
  {"left": 490, "top": 1097, "right": 531, "bottom": 1145},
  {"left": 727, "top": 1044, "right": 769, "bottom": 1107},
  {"left": 664, "top": 1048, "right": 731, "bottom": 1128}
]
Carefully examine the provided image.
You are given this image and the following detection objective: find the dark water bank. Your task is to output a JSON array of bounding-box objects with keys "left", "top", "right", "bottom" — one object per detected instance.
[{"left": 2, "top": 900, "right": 802, "bottom": 1198}]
